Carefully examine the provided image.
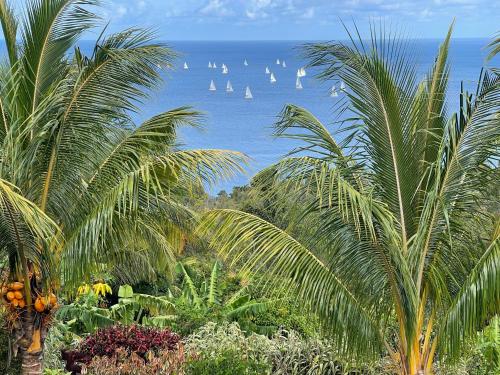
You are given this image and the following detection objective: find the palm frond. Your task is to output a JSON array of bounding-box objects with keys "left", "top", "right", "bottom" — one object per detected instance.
[
  {"left": 411, "top": 23, "right": 453, "bottom": 173},
  {"left": 274, "top": 104, "right": 346, "bottom": 159},
  {"left": 487, "top": 32, "right": 500, "bottom": 61},
  {"left": 19, "top": 0, "right": 98, "bottom": 115},
  {"left": 439, "top": 223, "right": 499, "bottom": 357},
  {"left": 411, "top": 69, "right": 500, "bottom": 292},
  {"left": 226, "top": 300, "right": 271, "bottom": 320},
  {"left": 0, "top": 0, "right": 18, "bottom": 66},
  {"left": 304, "top": 23, "right": 422, "bottom": 247},
  {"left": 200, "top": 209, "right": 384, "bottom": 358}
]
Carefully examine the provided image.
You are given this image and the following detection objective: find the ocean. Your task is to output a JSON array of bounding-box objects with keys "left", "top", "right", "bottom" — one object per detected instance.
[
  {"left": 1, "top": 39, "right": 496, "bottom": 192},
  {"left": 147, "top": 39, "right": 495, "bottom": 192}
]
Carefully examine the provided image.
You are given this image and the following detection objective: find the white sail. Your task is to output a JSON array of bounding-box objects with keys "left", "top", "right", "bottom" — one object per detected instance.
[
  {"left": 270, "top": 73, "right": 276, "bottom": 83},
  {"left": 208, "top": 62, "right": 212, "bottom": 68},
  {"left": 222, "top": 65, "right": 228, "bottom": 74},
  {"left": 296, "top": 77, "right": 303, "bottom": 89},
  {"left": 296, "top": 69, "right": 301, "bottom": 77},
  {"left": 183, "top": 62, "right": 188, "bottom": 69},
  {"left": 340, "top": 81, "right": 346, "bottom": 91},
  {"left": 301, "top": 67, "right": 306, "bottom": 76},
  {"left": 330, "top": 85, "right": 338, "bottom": 97},
  {"left": 226, "top": 80, "right": 233, "bottom": 92},
  {"left": 209, "top": 80, "right": 216, "bottom": 91},
  {"left": 213, "top": 62, "right": 217, "bottom": 68},
  {"left": 265, "top": 66, "right": 270, "bottom": 74},
  {"left": 282, "top": 61, "right": 286, "bottom": 68},
  {"left": 244, "top": 59, "right": 248, "bottom": 66},
  {"left": 245, "top": 86, "right": 253, "bottom": 99},
  {"left": 276, "top": 59, "right": 280, "bottom": 65}
]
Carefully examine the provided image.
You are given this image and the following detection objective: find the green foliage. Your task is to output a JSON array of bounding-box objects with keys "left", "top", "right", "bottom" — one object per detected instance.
[
  {"left": 0, "top": 0, "right": 246, "bottom": 370},
  {"left": 184, "top": 322, "right": 357, "bottom": 375},
  {"left": 42, "top": 321, "right": 81, "bottom": 371},
  {"left": 166, "top": 260, "right": 275, "bottom": 335},
  {"left": 200, "top": 24, "right": 500, "bottom": 372},
  {"left": 56, "top": 286, "right": 175, "bottom": 334},
  {"left": 185, "top": 350, "right": 271, "bottom": 375},
  {"left": 56, "top": 292, "right": 115, "bottom": 334},
  {"left": 0, "top": 314, "right": 21, "bottom": 375},
  {"left": 43, "top": 369, "right": 71, "bottom": 375},
  {"left": 476, "top": 316, "right": 500, "bottom": 373}
]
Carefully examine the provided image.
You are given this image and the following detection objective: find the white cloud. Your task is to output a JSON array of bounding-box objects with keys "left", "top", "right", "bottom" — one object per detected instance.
[
  {"left": 301, "top": 7, "right": 315, "bottom": 19},
  {"left": 116, "top": 5, "right": 128, "bottom": 17},
  {"left": 420, "top": 8, "right": 434, "bottom": 18},
  {"left": 200, "top": 0, "right": 233, "bottom": 17},
  {"left": 245, "top": 0, "right": 275, "bottom": 19}
]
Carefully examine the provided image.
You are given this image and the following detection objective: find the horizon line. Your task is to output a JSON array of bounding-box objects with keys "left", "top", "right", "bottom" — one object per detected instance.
[{"left": 80, "top": 36, "right": 491, "bottom": 42}]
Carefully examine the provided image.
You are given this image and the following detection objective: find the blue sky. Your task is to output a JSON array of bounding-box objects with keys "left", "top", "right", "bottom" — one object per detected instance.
[{"left": 10, "top": 0, "right": 500, "bottom": 40}]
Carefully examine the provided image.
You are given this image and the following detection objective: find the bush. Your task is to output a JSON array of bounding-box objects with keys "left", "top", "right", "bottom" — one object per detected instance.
[
  {"left": 184, "top": 322, "right": 347, "bottom": 374},
  {"left": 62, "top": 325, "right": 180, "bottom": 373},
  {"left": 185, "top": 350, "right": 270, "bottom": 375},
  {"left": 43, "top": 321, "right": 81, "bottom": 371},
  {"left": 85, "top": 347, "right": 185, "bottom": 375}
]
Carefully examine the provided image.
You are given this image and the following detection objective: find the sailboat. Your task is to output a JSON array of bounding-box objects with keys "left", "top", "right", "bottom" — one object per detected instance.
[
  {"left": 301, "top": 67, "right": 306, "bottom": 76},
  {"left": 222, "top": 65, "right": 228, "bottom": 74},
  {"left": 245, "top": 86, "right": 253, "bottom": 99},
  {"left": 330, "top": 85, "right": 338, "bottom": 97},
  {"left": 208, "top": 62, "right": 212, "bottom": 68},
  {"left": 340, "top": 81, "right": 346, "bottom": 91},
  {"left": 276, "top": 59, "right": 280, "bottom": 65},
  {"left": 209, "top": 80, "right": 216, "bottom": 91},
  {"left": 226, "top": 80, "right": 233, "bottom": 92},
  {"left": 296, "top": 77, "right": 303, "bottom": 89},
  {"left": 270, "top": 72, "right": 276, "bottom": 83},
  {"left": 213, "top": 62, "right": 217, "bottom": 69},
  {"left": 265, "top": 66, "right": 270, "bottom": 74},
  {"left": 296, "top": 69, "right": 301, "bottom": 77},
  {"left": 183, "top": 62, "right": 189, "bottom": 69},
  {"left": 282, "top": 61, "right": 286, "bottom": 68},
  {"left": 244, "top": 59, "right": 248, "bottom": 66}
]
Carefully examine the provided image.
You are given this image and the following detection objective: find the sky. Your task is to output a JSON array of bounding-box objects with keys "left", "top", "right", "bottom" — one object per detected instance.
[{"left": 8, "top": 0, "right": 500, "bottom": 40}]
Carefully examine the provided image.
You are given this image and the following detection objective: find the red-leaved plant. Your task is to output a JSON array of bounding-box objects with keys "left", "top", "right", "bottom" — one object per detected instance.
[{"left": 62, "top": 325, "right": 180, "bottom": 374}]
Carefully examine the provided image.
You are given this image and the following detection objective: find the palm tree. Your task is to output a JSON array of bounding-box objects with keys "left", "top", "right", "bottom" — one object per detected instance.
[
  {"left": 201, "top": 24, "right": 500, "bottom": 374},
  {"left": 0, "top": 0, "right": 244, "bottom": 373}
]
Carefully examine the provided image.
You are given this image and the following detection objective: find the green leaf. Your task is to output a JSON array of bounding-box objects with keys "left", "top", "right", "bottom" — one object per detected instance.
[{"left": 118, "top": 284, "right": 133, "bottom": 298}]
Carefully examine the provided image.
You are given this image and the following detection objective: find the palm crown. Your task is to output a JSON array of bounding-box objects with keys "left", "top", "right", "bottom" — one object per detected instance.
[{"left": 202, "top": 24, "right": 499, "bottom": 374}]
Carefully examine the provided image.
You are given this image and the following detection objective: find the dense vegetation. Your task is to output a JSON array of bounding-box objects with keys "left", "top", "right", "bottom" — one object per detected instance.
[
  {"left": 200, "top": 24, "right": 500, "bottom": 375},
  {"left": 0, "top": 1, "right": 498, "bottom": 374}
]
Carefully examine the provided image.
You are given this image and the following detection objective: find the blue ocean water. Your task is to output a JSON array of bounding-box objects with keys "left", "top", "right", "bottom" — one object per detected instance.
[
  {"left": 1, "top": 39, "right": 495, "bottom": 192},
  {"left": 144, "top": 39, "right": 494, "bottom": 192}
]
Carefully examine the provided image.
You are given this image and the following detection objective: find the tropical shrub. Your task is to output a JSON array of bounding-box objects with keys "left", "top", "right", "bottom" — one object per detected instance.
[
  {"left": 42, "top": 321, "right": 81, "bottom": 372},
  {"left": 84, "top": 347, "right": 186, "bottom": 375},
  {"left": 185, "top": 322, "right": 350, "bottom": 374},
  {"left": 184, "top": 350, "right": 270, "bottom": 375},
  {"left": 62, "top": 325, "right": 180, "bottom": 373},
  {"left": 166, "top": 260, "right": 273, "bottom": 335}
]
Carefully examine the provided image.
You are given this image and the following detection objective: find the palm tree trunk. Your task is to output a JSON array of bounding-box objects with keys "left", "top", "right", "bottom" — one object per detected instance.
[
  {"left": 15, "top": 312, "right": 44, "bottom": 375},
  {"left": 21, "top": 350, "right": 43, "bottom": 375}
]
